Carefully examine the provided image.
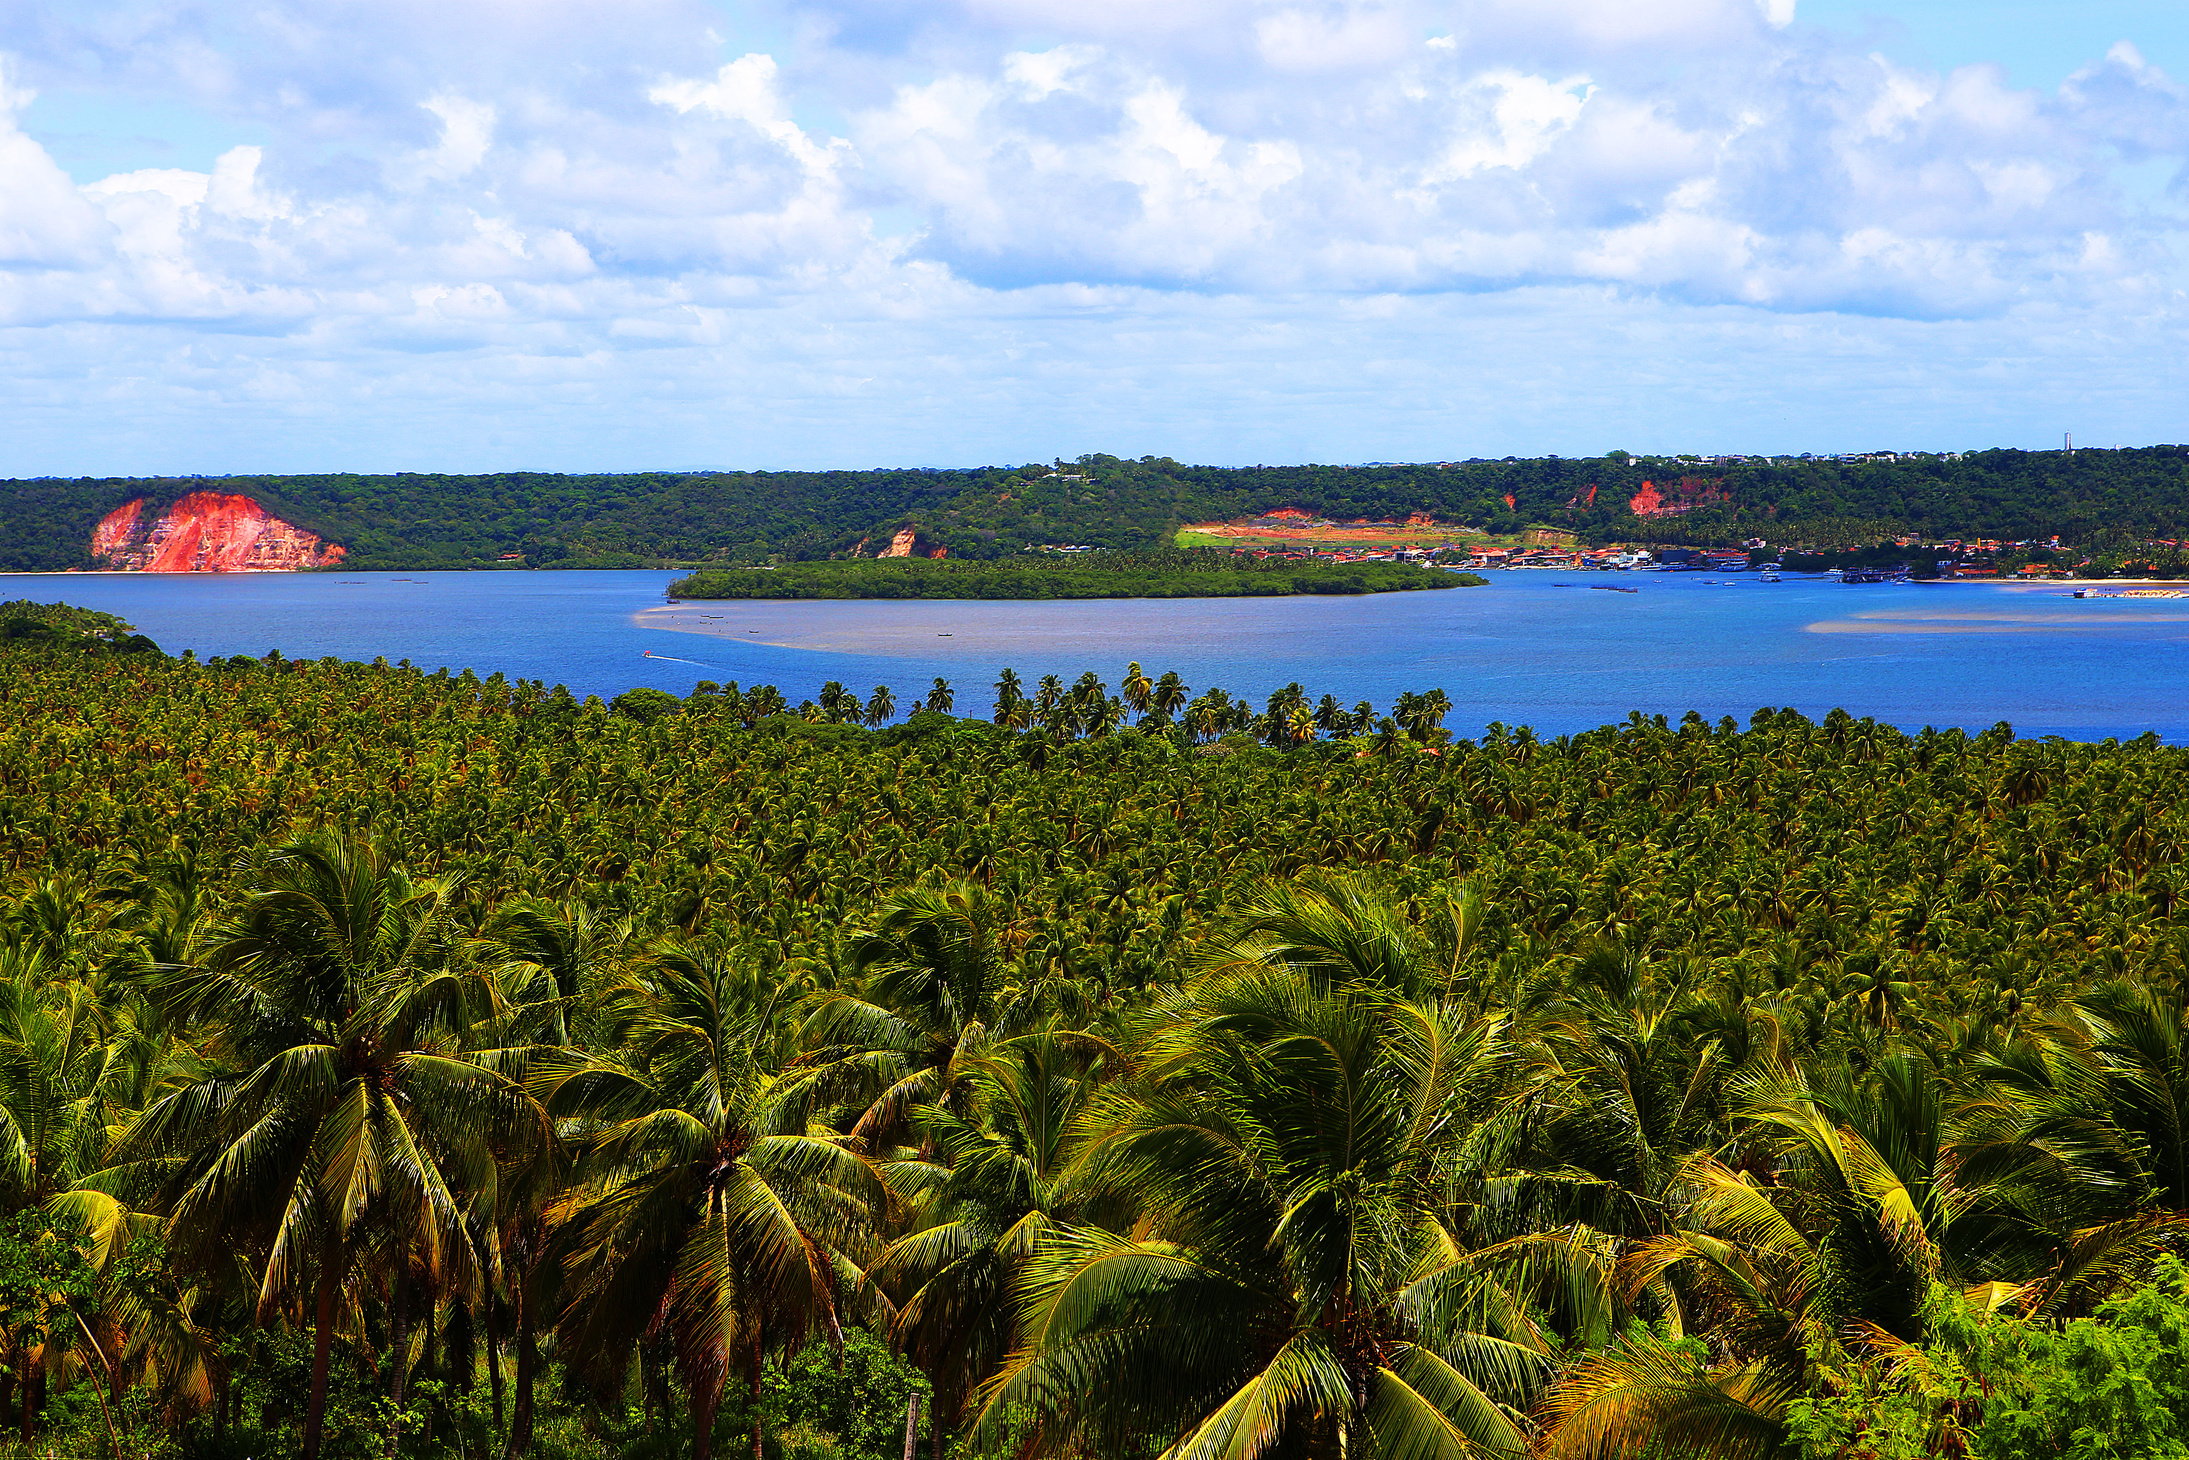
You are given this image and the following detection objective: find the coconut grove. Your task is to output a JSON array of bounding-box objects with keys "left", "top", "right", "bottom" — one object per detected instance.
[{"left": 0, "top": 600, "right": 2185, "bottom": 1460}]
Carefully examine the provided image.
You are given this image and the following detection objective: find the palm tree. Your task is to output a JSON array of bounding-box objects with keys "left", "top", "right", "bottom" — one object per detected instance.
[
  {"left": 1542, "top": 1053, "right": 2178, "bottom": 1458},
  {"left": 1192, "top": 870, "right": 1482, "bottom": 998},
  {"left": 0, "top": 960, "right": 199, "bottom": 1444},
  {"left": 1149, "top": 671, "right": 1189, "bottom": 727},
  {"left": 979, "top": 972, "right": 1601, "bottom": 1460},
  {"left": 2074, "top": 981, "right": 2189, "bottom": 1211},
  {"left": 991, "top": 669, "right": 1025, "bottom": 726},
  {"left": 1119, "top": 664, "right": 1153, "bottom": 718},
  {"left": 802, "top": 882, "right": 1048, "bottom": 1143},
  {"left": 545, "top": 939, "right": 882, "bottom": 1460},
  {"left": 1522, "top": 966, "right": 1763, "bottom": 1240},
  {"left": 870, "top": 1032, "right": 1117, "bottom": 1439},
  {"left": 128, "top": 834, "right": 535, "bottom": 1460},
  {"left": 923, "top": 678, "right": 954, "bottom": 715},
  {"left": 866, "top": 685, "right": 897, "bottom": 728},
  {"left": 1032, "top": 677, "right": 1066, "bottom": 737},
  {"left": 743, "top": 683, "right": 787, "bottom": 720},
  {"left": 1395, "top": 689, "right": 1453, "bottom": 745},
  {"left": 487, "top": 896, "right": 633, "bottom": 1046},
  {"left": 1183, "top": 693, "right": 1224, "bottom": 744}
]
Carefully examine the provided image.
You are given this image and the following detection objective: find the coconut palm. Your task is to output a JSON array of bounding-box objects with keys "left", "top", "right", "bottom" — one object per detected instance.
[
  {"left": 128, "top": 834, "right": 535, "bottom": 1460},
  {"left": 545, "top": 939, "right": 882, "bottom": 1460},
  {"left": 991, "top": 669, "right": 1026, "bottom": 725},
  {"left": 979, "top": 972, "right": 1602, "bottom": 1460},
  {"left": 1541, "top": 1052, "right": 2181, "bottom": 1459},
  {"left": 1149, "top": 671, "right": 1190, "bottom": 726},
  {"left": 802, "top": 881, "right": 1054, "bottom": 1143},
  {"left": 1119, "top": 663, "right": 1153, "bottom": 718},
  {"left": 1192, "top": 870, "right": 1483, "bottom": 999},
  {"left": 870, "top": 1031, "right": 1118, "bottom": 1438},
  {"left": 2073, "top": 980, "right": 2189, "bottom": 1211}
]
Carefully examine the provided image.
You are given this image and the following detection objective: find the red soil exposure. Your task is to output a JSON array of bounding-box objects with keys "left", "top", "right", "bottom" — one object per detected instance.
[
  {"left": 91, "top": 498, "right": 145, "bottom": 558},
  {"left": 1628, "top": 477, "right": 1730, "bottom": 518},
  {"left": 92, "top": 493, "right": 345, "bottom": 572},
  {"left": 1502, "top": 494, "right": 1517, "bottom": 512}
]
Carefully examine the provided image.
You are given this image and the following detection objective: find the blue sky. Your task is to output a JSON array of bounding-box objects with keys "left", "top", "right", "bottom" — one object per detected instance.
[
  {"left": 0, "top": 0, "right": 2185, "bottom": 474},
  {"left": 1802, "top": 1, "right": 2186, "bottom": 87}
]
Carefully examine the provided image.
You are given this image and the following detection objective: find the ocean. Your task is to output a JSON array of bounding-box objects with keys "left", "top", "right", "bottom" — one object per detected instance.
[{"left": 8, "top": 569, "right": 2188, "bottom": 743}]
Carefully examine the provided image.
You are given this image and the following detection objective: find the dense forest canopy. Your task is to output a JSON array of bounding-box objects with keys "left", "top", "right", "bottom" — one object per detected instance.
[
  {"left": 8, "top": 445, "right": 2189, "bottom": 571},
  {"left": 667, "top": 550, "right": 1469, "bottom": 599},
  {"left": 2, "top": 616, "right": 2189, "bottom": 1458}
]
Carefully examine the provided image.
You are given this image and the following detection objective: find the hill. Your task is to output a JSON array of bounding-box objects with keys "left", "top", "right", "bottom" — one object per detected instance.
[{"left": 7, "top": 446, "right": 2189, "bottom": 571}]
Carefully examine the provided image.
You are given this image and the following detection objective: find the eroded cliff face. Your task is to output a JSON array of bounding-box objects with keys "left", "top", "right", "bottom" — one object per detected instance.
[
  {"left": 92, "top": 493, "right": 345, "bottom": 572},
  {"left": 878, "top": 526, "right": 946, "bottom": 558}
]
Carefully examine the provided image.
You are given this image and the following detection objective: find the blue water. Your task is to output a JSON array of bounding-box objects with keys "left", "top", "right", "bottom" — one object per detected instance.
[{"left": 8, "top": 570, "right": 2189, "bottom": 742}]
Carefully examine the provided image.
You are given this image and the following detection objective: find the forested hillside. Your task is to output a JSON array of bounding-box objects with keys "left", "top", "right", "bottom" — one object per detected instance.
[
  {"left": 8, "top": 444, "right": 2189, "bottom": 571},
  {"left": 4, "top": 618, "right": 2189, "bottom": 1459}
]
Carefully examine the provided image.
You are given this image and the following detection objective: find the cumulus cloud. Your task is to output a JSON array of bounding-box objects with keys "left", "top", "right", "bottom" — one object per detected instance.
[{"left": 0, "top": 0, "right": 2183, "bottom": 469}]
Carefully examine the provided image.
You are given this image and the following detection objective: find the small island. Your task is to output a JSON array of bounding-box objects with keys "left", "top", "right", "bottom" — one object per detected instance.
[{"left": 669, "top": 549, "right": 1484, "bottom": 600}]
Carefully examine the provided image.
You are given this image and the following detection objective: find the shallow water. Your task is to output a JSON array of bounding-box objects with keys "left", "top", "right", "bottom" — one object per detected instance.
[{"left": 8, "top": 570, "right": 2189, "bottom": 742}]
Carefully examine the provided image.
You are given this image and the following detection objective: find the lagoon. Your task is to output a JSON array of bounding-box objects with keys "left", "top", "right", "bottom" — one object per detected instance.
[{"left": 7, "top": 569, "right": 2189, "bottom": 742}]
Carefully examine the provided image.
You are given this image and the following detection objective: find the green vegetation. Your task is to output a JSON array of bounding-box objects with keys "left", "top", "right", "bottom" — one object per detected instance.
[
  {"left": 0, "top": 598, "right": 161, "bottom": 654},
  {"left": 12, "top": 446, "right": 2189, "bottom": 571},
  {"left": 4, "top": 619, "right": 2189, "bottom": 1459},
  {"left": 669, "top": 549, "right": 1460, "bottom": 599}
]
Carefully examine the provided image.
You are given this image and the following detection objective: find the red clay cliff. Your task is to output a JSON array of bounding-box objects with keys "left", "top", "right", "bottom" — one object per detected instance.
[{"left": 92, "top": 493, "right": 345, "bottom": 572}]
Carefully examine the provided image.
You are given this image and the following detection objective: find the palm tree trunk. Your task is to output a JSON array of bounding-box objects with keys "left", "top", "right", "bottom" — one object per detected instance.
[
  {"left": 504, "top": 1273, "right": 538, "bottom": 1460},
  {"left": 301, "top": 1248, "right": 343, "bottom": 1460},
  {"left": 485, "top": 1295, "right": 506, "bottom": 1436},
  {"left": 386, "top": 1276, "right": 411, "bottom": 1460},
  {"left": 389, "top": 1275, "right": 410, "bottom": 1406},
  {"left": 748, "top": 1336, "right": 766, "bottom": 1460},
  {"left": 902, "top": 1391, "right": 921, "bottom": 1460},
  {"left": 692, "top": 1368, "right": 723, "bottom": 1460}
]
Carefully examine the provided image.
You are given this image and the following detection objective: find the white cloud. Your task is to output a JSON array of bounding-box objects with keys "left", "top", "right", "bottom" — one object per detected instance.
[
  {"left": 404, "top": 95, "right": 497, "bottom": 185},
  {"left": 0, "top": 66, "right": 111, "bottom": 268},
  {"left": 0, "top": 0, "right": 2182, "bottom": 468},
  {"left": 1421, "top": 71, "right": 1593, "bottom": 180}
]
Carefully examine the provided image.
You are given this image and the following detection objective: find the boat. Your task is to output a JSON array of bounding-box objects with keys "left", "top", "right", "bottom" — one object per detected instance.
[
  {"left": 1591, "top": 585, "right": 1639, "bottom": 593},
  {"left": 1839, "top": 568, "right": 1910, "bottom": 584}
]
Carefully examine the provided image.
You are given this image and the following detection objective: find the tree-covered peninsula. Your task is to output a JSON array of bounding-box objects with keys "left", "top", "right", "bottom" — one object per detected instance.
[
  {"left": 2, "top": 612, "right": 2189, "bottom": 1459},
  {"left": 668, "top": 549, "right": 1474, "bottom": 599}
]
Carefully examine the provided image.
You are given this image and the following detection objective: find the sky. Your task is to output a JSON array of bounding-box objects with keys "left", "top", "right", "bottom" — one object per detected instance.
[{"left": 1, "top": 0, "right": 2186, "bottom": 474}]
